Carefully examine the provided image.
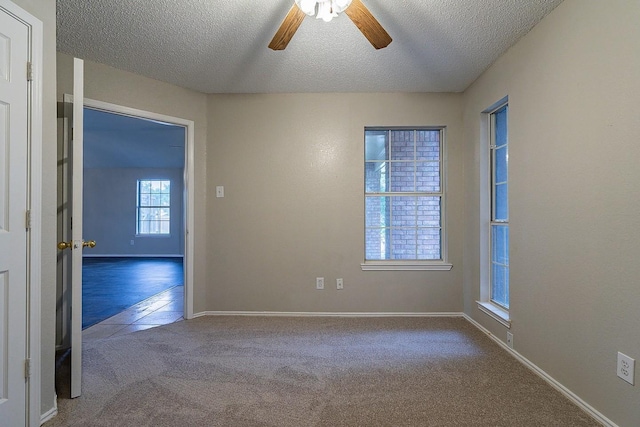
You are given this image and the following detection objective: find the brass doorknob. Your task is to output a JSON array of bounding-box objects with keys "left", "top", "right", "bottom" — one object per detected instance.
[
  {"left": 57, "top": 241, "right": 72, "bottom": 250},
  {"left": 57, "top": 240, "right": 96, "bottom": 250}
]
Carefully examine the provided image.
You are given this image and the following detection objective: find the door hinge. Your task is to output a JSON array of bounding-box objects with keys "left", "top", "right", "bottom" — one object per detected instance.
[
  {"left": 27, "top": 62, "right": 33, "bottom": 82},
  {"left": 25, "top": 209, "right": 31, "bottom": 230},
  {"left": 24, "top": 358, "right": 31, "bottom": 379}
]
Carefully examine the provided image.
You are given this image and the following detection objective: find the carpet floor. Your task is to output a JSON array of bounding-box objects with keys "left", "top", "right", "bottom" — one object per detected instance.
[
  {"left": 47, "top": 316, "right": 600, "bottom": 426},
  {"left": 82, "top": 257, "right": 183, "bottom": 329}
]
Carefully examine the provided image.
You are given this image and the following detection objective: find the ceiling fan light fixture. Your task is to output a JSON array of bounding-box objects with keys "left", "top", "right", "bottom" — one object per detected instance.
[
  {"left": 317, "top": 2, "right": 337, "bottom": 22},
  {"left": 297, "top": 0, "right": 317, "bottom": 15},
  {"left": 295, "top": 0, "right": 353, "bottom": 22},
  {"left": 269, "top": 0, "right": 391, "bottom": 51}
]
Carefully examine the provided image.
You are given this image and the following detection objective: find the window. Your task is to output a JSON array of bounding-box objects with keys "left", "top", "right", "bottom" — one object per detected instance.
[
  {"left": 363, "top": 128, "right": 451, "bottom": 271},
  {"left": 490, "top": 105, "right": 509, "bottom": 309},
  {"left": 136, "top": 180, "right": 171, "bottom": 235}
]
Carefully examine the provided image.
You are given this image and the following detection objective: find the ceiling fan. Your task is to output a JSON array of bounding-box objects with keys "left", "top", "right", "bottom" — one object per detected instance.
[{"left": 269, "top": 0, "right": 392, "bottom": 50}]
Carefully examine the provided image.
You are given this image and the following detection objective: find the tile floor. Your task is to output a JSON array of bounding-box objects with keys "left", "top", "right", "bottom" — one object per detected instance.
[{"left": 82, "top": 285, "right": 184, "bottom": 342}]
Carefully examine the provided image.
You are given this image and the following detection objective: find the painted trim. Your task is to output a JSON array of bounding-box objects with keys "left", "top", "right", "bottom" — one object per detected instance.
[
  {"left": 28, "top": 12, "right": 43, "bottom": 427},
  {"left": 361, "top": 262, "right": 453, "bottom": 271},
  {"left": 476, "top": 301, "right": 511, "bottom": 328},
  {"left": 463, "top": 314, "right": 617, "bottom": 427},
  {"left": 194, "top": 311, "right": 465, "bottom": 318},
  {"left": 29, "top": 20, "right": 43, "bottom": 427},
  {"left": 39, "top": 398, "right": 57, "bottom": 425}
]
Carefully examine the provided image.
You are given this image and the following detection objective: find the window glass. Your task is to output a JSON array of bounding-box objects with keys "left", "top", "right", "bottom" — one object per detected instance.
[
  {"left": 490, "top": 104, "right": 509, "bottom": 309},
  {"left": 137, "top": 179, "right": 171, "bottom": 235},
  {"left": 365, "top": 128, "right": 444, "bottom": 262}
]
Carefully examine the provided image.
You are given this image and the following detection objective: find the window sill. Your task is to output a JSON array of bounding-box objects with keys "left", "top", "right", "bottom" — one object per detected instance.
[
  {"left": 477, "top": 301, "right": 511, "bottom": 328},
  {"left": 135, "top": 234, "right": 171, "bottom": 238},
  {"left": 361, "top": 262, "right": 453, "bottom": 271}
]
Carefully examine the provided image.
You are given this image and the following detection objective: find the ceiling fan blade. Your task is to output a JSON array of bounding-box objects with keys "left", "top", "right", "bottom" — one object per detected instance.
[
  {"left": 344, "top": 0, "right": 392, "bottom": 49},
  {"left": 269, "top": 4, "right": 307, "bottom": 50}
]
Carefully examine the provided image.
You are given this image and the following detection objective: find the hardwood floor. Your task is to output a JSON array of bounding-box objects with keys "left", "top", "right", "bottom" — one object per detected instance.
[
  {"left": 82, "top": 257, "right": 183, "bottom": 329},
  {"left": 83, "top": 285, "right": 184, "bottom": 342}
]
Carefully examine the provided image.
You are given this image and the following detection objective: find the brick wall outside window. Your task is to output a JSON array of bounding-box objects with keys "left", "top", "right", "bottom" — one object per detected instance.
[{"left": 365, "top": 128, "right": 443, "bottom": 261}]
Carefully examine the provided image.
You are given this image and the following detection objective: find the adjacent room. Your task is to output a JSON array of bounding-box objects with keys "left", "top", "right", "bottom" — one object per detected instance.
[
  {"left": 1, "top": 0, "right": 638, "bottom": 426},
  {"left": 80, "top": 108, "right": 186, "bottom": 334}
]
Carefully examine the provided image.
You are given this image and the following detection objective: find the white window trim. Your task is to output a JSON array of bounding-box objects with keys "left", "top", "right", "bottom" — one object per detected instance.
[
  {"left": 361, "top": 261, "right": 453, "bottom": 271},
  {"left": 489, "top": 103, "right": 509, "bottom": 309},
  {"left": 478, "top": 97, "right": 510, "bottom": 320},
  {"left": 362, "top": 127, "right": 451, "bottom": 271},
  {"left": 477, "top": 301, "right": 511, "bottom": 328}
]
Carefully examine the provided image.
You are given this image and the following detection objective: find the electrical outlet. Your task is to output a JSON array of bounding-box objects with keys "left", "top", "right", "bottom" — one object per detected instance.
[
  {"left": 617, "top": 352, "right": 635, "bottom": 385},
  {"left": 336, "top": 278, "right": 343, "bottom": 290},
  {"left": 316, "top": 277, "right": 324, "bottom": 290},
  {"left": 506, "top": 332, "right": 513, "bottom": 349}
]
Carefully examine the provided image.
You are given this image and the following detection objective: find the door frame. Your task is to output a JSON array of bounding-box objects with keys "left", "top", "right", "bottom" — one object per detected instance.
[
  {"left": 62, "top": 97, "right": 195, "bottom": 321},
  {"left": 0, "top": 1, "right": 43, "bottom": 425}
]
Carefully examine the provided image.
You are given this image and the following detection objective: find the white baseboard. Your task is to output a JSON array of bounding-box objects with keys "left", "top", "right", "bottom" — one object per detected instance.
[
  {"left": 193, "top": 311, "right": 465, "bottom": 318},
  {"left": 40, "top": 396, "right": 57, "bottom": 425},
  {"left": 463, "top": 314, "right": 616, "bottom": 427}
]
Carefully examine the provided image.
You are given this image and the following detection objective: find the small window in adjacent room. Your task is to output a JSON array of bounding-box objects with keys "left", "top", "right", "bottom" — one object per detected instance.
[
  {"left": 362, "top": 128, "right": 451, "bottom": 271},
  {"left": 136, "top": 179, "right": 171, "bottom": 235}
]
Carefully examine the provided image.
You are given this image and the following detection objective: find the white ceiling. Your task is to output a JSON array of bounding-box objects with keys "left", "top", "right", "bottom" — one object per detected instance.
[{"left": 56, "top": 0, "right": 564, "bottom": 94}]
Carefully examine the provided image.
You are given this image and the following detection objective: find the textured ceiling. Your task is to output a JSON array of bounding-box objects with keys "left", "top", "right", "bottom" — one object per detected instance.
[{"left": 57, "top": 0, "right": 564, "bottom": 94}]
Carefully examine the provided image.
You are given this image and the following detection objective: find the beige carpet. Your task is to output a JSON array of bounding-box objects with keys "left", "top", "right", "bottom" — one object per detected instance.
[{"left": 46, "top": 316, "right": 600, "bottom": 426}]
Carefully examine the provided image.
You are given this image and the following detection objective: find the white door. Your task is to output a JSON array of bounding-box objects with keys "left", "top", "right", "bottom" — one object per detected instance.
[
  {"left": 60, "top": 59, "right": 86, "bottom": 398},
  {"left": 70, "top": 58, "right": 85, "bottom": 398},
  {"left": 0, "top": 5, "right": 29, "bottom": 426}
]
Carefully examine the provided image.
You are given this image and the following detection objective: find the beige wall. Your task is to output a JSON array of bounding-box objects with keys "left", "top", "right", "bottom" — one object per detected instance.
[
  {"left": 206, "top": 93, "right": 464, "bottom": 313},
  {"left": 462, "top": 0, "right": 640, "bottom": 425}
]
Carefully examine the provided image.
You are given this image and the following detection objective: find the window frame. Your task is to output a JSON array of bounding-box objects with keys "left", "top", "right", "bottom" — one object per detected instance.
[
  {"left": 136, "top": 179, "right": 172, "bottom": 236},
  {"left": 490, "top": 105, "right": 509, "bottom": 310},
  {"left": 477, "top": 98, "right": 511, "bottom": 327},
  {"left": 361, "top": 126, "right": 452, "bottom": 271}
]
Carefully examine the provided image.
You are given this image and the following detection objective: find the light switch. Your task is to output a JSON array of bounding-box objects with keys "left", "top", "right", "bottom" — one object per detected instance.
[{"left": 216, "top": 186, "right": 224, "bottom": 198}]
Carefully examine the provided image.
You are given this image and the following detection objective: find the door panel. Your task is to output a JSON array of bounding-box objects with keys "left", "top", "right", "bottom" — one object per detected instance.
[
  {"left": 0, "top": 5, "right": 29, "bottom": 425},
  {"left": 70, "top": 57, "right": 84, "bottom": 398}
]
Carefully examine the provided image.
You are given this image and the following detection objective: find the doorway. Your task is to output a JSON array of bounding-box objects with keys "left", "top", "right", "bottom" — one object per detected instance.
[
  {"left": 57, "top": 98, "right": 195, "bottom": 349},
  {"left": 81, "top": 107, "right": 186, "bottom": 338},
  {"left": 82, "top": 105, "right": 190, "bottom": 338}
]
